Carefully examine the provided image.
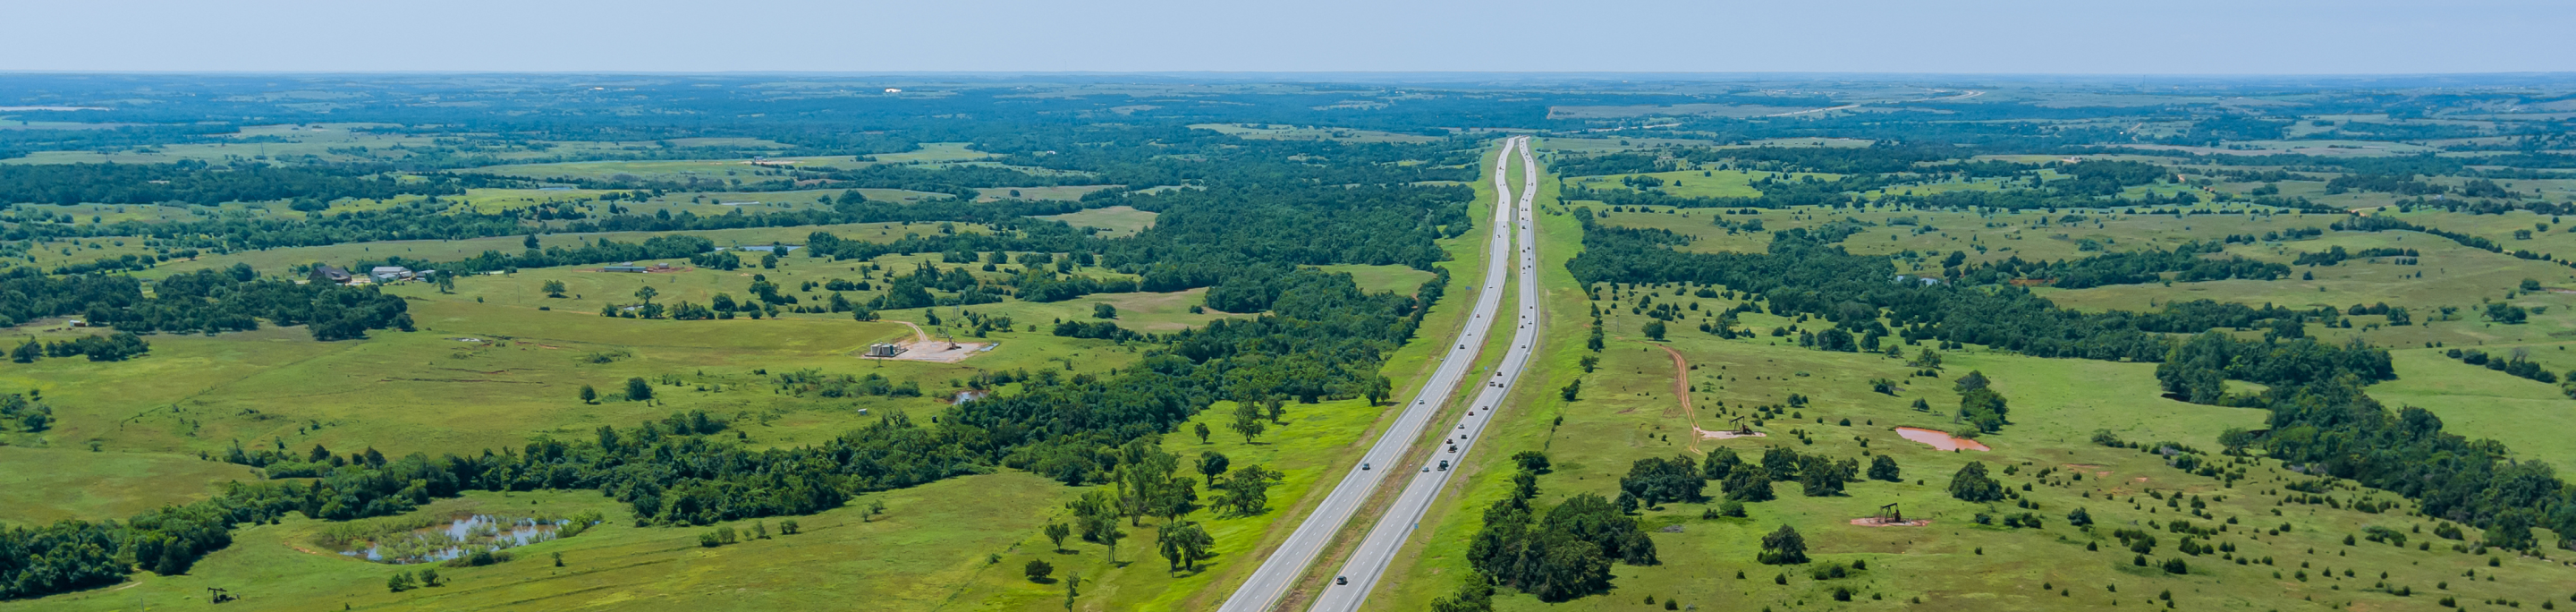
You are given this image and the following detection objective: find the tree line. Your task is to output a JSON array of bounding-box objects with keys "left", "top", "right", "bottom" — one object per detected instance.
[
  {"left": 0, "top": 265, "right": 409, "bottom": 341},
  {"left": 0, "top": 161, "right": 463, "bottom": 207},
  {"left": 2154, "top": 332, "right": 2572, "bottom": 550},
  {"left": 1950, "top": 242, "right": 2292, "bottom": 288},
  {"left": 1566, "top": 210, "right": 2334, "bottom": 361},
  {"left": 0, "top": 190, "right": 1105, "bottom": 258}
]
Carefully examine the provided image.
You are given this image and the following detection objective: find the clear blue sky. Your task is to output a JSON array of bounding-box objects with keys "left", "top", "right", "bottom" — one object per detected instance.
[{"left": 5, "top": 0, "right": 2567, "bottom": 74}]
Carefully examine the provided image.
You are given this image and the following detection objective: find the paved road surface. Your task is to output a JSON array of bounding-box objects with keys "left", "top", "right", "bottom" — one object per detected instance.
[
  {"left": 1303, "top": 136, "right": 1543, "bottom": 611},
  {"left": 1213, "top": 137, "right": 1539, "bottom": 612}
]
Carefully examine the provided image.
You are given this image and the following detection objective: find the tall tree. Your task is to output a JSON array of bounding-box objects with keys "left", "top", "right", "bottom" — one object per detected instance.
[
  {"left": 1155, "top": 521, "right": 1215, "bottom": 573},
  {"left": 1758, "top": 524, "right": 1809, "bottom": 565},
  {"left": 1229, "top": 402, "right": 1267, "bottom": 443},
  {"left": 1949, "top": 461, "right": 2004, "bottom": 502},
  {"left": 1197, "top": 452, "right": 1231, "bottom": 486},
  {"left": 1216, "top": 464, "right": 1283, "bottom": 516},
  {"left": 1043, "top": 523, "right": 1072, "bottom": 552},
  {"left": 1867, "top": 455, "right": 1901, "bottom": 481}
]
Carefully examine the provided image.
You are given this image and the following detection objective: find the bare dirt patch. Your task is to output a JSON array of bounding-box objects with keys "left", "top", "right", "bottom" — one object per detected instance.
[
  {"left": 1850, "top": 517, "right": 1934, "bottom": 527},
  {"left": 1895, "top": 427, "right": 1990, "bottom": 452},
  {"left": 857, "top": 319, "right": 992, "bottom": 363},
  {"left": 1697, "top": 428, "right": 1769, "bottom": 440}
]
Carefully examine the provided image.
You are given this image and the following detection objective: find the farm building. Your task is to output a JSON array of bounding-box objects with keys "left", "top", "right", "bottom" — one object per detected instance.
[
  {"left": 602, "top": 265, "right": 649, "bottom": 273},
  {"left": 309, "top": 265, "right": 354, "bottom": 285},
  {"left": 865, "top": 344, "right": 905, "bottom": 358},
  {"left": 370, "top": 266, "right": 414, "bottom": 281}
]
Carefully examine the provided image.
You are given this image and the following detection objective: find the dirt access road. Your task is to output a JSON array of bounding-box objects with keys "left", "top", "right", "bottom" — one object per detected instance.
[{"left": 1665, "top": 344, "right": 1765, "bottom": 444}]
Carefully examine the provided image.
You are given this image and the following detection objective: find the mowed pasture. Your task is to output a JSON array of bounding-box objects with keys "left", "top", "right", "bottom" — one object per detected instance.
[
  {"left": 17, "top": 475, "right": 1077, "bottom": 612},
  {"left": 461, "top": 157, "right": 877, "bottom": 182},
  {"left": 10, "top": 194, "right": 966, "bottom": 271},
  {"left": 3, "top": 301, "right": 953, "bottom": 458},
  {"left": 1187, "top": 123, "right": 1445, "bottom": 144},
  {"left": 973, "top": 185, "right": 1120, "bottom": 201},
  {"left": 0, "top": 446, "right": 258, "bottom": 527},
  {"left": 1587, "top": 203, "right": 2355, "bottom": 267},
  {"left": 137, "top": 220, "right": 993, "bottom": 279},
  {"left": 2041, "top": 229, "right": 2576, "bottom": 347},
  {"left": 386, "top": 244, "right": 1230, "bottom": 333},
  {"left": 1563, "top": 168, "right": 1829, "bottom": 198},
  {"left": 11, "top": 229, "right": 1231, "bottom": 459},
  {"left": 325, "top": 187, "right": 949, "bottom": 217},
  {"left": 1315, "top": 264, "right": 1437, "bottom": 295},
  {"left": 1036, "top": 205, "right": 1157, "bottom": 236},
  {"left": 2392, "top": 207, "right": 2576, "bottom": 262},
  {"left": 2367, "top": 347, "right": 2576, "bottom": 472}
]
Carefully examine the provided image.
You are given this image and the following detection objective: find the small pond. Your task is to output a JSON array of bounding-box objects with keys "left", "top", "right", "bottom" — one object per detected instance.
[{"left": 342, "top": 514, "right": 564, "bottom": 564}]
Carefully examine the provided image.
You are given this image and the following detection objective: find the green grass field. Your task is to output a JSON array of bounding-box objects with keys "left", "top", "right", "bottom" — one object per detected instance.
[
  {"left": 1037, "top": 205, "right": 1158, "bottom": 236},
  {"left": 0, "top": 446, "right": 259, "bottom": 528},
  {"left": 134, "top": 220, "right": 985, "bottom": 279},
  {"left": 1360, "top": 140, "right": 2576, "bottom": 612},
  {"left": 1187, "top": 124, "right": 1444, "bottom": 144},
  {"left": 1315, "top": 264, "right": 1437, "bottom": 295},
  {"left": 2367, "top": 348, "right": 2576, "bottom": 472},
  {"left": 16, "top": 474, "right": 1075, "bottom": 612},
  {"left": 0, "top": 139, "right": 1526, "bottom": 612},
  {"left": 14, "top": 121, "right": 2576, "bottom": 612},
  {"left": 9, "top": 229, "right": 1231, "bottom": 461}
]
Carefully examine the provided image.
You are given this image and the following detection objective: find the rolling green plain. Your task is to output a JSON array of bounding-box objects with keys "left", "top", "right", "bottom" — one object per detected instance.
[
  {"left": 8, "top": 77, "right": 2576, "bottom": 612},
  {"left": 1360, "top": 139, "right": 2576, "bottom": 612}
]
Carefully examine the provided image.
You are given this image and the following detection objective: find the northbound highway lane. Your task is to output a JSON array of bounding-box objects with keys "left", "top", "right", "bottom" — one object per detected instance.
[
  {"left": 1302, "top": 136, "right": 1543, "bottom": 612},
  {"left": 1215, "top": 137, "right": 1539, "bottom": 612}
]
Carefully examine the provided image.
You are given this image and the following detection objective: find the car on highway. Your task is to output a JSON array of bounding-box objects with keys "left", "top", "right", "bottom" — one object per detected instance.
[
  {"left": 1437, "top": 460, "right": 1450, "bottom": 471},
  {"left": 1360, "top": 463, "right": 1369, "bottom": 471},
  {"left": 1335, "top": 575, "right": 1347, "bottom": 586}
]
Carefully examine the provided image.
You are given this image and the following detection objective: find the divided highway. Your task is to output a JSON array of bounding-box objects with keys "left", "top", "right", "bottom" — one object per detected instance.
[
  {"left": 1215, "top": 137, "right": 1541, "bottom": 612},
  {"left": 1304, "top": 136, "right": 1542, "bottom": 611}
]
